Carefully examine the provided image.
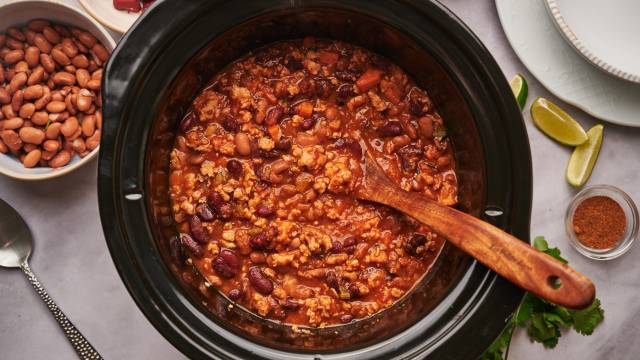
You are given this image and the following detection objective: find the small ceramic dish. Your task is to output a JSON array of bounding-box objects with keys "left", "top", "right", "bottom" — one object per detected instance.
[
  {"left": 78, "top": 0, "right": 141, "bottom": 34},
  {"left": 545, "top": 0, "right": 640, "bottom": 84},
  {"left": 0, "top": 0, "right": 116, "bottom": 181},
  {"left": 565, "top": 185, "right": 638, "bottom": 260}
]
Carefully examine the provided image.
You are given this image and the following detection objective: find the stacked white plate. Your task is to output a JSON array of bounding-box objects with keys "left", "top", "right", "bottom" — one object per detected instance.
[{"left": 496, "top": 0, "right": 640, "bottom": 127}]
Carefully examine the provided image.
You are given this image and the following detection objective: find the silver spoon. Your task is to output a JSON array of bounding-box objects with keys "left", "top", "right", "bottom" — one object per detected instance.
[{"left": 0, "top": 198, "right": 103, "bottom": 360}]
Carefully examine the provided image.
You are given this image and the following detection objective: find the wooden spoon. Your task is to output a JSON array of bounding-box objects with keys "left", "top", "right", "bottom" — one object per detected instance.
[{"left": 356, "top": 150, "right": 595, "bottom": 310}]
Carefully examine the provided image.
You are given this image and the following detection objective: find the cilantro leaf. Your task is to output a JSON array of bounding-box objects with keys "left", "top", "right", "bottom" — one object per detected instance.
[
  {"left": 481, "top": 237, "right": 604, "bottom": 359},
  {"left": 572, "top": 298, "right": 605, "bottom": 335}
]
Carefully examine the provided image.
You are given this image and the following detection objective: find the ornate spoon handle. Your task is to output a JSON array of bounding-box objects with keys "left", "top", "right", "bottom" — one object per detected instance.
[{"left": 20, "top": 261, "right": 103, "bottom": 360}]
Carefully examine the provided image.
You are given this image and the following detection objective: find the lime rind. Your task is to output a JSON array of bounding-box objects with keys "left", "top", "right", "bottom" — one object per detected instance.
[
  {"left": 566, "top": 125, "right": 604, "bottom": 188},
  {"left": 510, "top": 74, "right": 528, "bottom": 110},
  {"left": 530, "top": 98, "right": 588, "bottom": 146}
]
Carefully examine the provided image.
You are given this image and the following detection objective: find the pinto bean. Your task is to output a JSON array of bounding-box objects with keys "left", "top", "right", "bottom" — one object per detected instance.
[
  {"left": 19, "top": 127, "right": 45, "bottom": 145},
  {"left": 7, "top": 27, "right": 26, "bottom": 42},
  {"left": 19, "top": 103, "right": 35, "bottom": 119},
  {"left": 43, "top": 139, "right": 60, "bottom": 152},
  {"left": 0, "top": 139, "right": 7, "bottom": 153},
  {"left": 49, "top": 149, "right": 71, "bottom": 168},
  {"left": 9, "top": 72, "right": 27, "bottom": 94},
  {"left": 61, "top": 38, "right": 78, "bottom": 58},
  {"left": 22, "top": 149, "right": 41, "bottom": 168},
  {"left": 45, "top": 122, "right": 61, "bottom": 139},
  {"left": 77, "top": 32, "right": 97, "bottom": 48},
  {"left": 86, "top": 79, "right": 100, "bottom": 91},
  {"left": 51, "top": 47, "right": 71, "bottom": 66},
  {"left": 1, "top": 130, "right": 22, "bottom": 151},
  {"left": 52, "top": 72, "right": 76, "bottom": 86},
  {"left": 77, "top": 89, "right": 92, "bottom": 112},
  {"left": 42, "top": 26, "right": 61, "bottom": 44},
  {"left": 24, "top": 46, "right": 40, "bottom": 67},
  {"left": 23, "top": 85, "right": 43, "bottom": 100},
  {"left": 72, "top": 54, "right": 89, "bottom": 69},
  {"left": 234, "top": 132, "right": 251, "bottom": 155},
  {"left": 27, "top": 66, "right": 44, "bottom": 85},
  {"left": 60, "top": 116, "right": 79, "bottom": 137},
  {"left": 46, "top": 101, "right": 66, "bottom": 113},
  {"left": 2, "top": 117, "right": 24, "bottom": 130},
  {"left": 3, "top": 49, "right": 24, "bottom": 64},
  {"left": 28, "top": 20, "right": 50, "bottom": 32},
  {"left": 71, "top": 138, "right": 86, "bottom": 153},
  {"left": 85, "top": 130, "right": 100, "bottom": 150},
  {"left": 39, "top": 53, "right": 56, "bottom": 73},
  {"left": 31, "top": 111, "right": 48, "bottom": 126},
  {"left": 0, "top": 88, "right": 9, "bottom": 105},
  {"left": 11, "top": 90, "right": 23, "bottom": 112},
  {"left": 91, "top": 44, "right": 109, "bottom": 62}
]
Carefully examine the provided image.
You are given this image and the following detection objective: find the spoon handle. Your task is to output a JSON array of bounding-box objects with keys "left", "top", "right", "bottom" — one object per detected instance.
[
  {"left": 367, "top": 185, "right": 595, "bottom": 309},
  {"left": 20, "top": 261, "right": 103, "bottom": 360}
]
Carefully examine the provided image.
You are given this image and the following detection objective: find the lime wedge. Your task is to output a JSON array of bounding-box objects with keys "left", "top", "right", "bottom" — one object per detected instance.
[
  {"left": 510, "top": 74, "right": 528, "bottom": 110},
  {"left": 530, "top": 98, "right": 588, "bottom": 146},
  {"left": 567, "top": 125, "right": 604, "bottom": 188}
]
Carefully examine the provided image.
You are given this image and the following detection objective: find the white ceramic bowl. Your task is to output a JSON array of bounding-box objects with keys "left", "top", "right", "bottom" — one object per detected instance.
[{"left": 0, "top": 0, "right": 116, "bottom": 181}]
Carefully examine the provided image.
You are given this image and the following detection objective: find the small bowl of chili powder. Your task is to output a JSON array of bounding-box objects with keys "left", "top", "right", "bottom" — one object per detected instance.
[{"left": 566, "top": 185, "right": 638, "bottom": 260}]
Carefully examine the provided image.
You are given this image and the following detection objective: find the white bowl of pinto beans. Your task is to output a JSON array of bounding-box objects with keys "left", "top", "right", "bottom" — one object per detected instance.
[{"left": 0, "top": 0, "right": 115, "bottom": 180}]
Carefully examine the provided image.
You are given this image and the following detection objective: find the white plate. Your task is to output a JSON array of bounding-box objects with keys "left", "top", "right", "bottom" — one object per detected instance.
[
  {"left": 496, "top": 0, "right": 640, "bottom": 127},
  {"left": 78, "top": 0, "right": 140, "bottom": 34},
  {"left": 545, "top": 0, "right": 640, "bottom": 84}
]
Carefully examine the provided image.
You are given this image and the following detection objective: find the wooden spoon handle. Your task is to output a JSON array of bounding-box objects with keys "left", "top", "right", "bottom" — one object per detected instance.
[{"left": 370, "top": 188, "right": 595, "bottom": 309}]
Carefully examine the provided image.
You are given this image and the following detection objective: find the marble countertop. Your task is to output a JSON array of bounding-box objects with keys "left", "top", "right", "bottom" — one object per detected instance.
[{"left": 1, "top": 0, "right": 638, "bottom": 359}]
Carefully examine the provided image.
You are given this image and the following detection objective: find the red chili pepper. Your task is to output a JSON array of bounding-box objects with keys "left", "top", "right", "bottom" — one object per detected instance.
[{"left": 113, "top": 0, "right": 142, "bottom": 12}]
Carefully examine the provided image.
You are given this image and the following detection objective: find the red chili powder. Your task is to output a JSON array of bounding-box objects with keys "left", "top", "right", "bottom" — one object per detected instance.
[{"left": 572, "top": 196, "right": 626, "bottom": 249}]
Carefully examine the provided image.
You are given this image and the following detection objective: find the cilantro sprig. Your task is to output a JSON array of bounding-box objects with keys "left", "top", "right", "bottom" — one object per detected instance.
[{"left": 480, "top": 236, "right": 604, "bottom": 360}]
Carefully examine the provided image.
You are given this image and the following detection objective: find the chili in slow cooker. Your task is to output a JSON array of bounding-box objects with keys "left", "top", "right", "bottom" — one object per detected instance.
[{"left": 168, "top": 38, "right": 458, "bottom": 327}]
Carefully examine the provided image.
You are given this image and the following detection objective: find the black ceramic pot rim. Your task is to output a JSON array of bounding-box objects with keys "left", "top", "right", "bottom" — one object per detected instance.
[{"left": 98, "top": 0, "right": 533, "bottom": 359}]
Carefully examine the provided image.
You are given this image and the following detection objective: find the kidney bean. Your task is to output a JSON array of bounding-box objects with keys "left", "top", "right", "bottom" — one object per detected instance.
[
  {"left": 348, "top": 283, "right": 361, "bottom": 299},
  {"left": 221, "top": 114, "right": 239, "bottom": 132},
  {"left": 404, "top": 233, "right": 427, "bottom": 257},
  {"left": 85, "top": 130, "right": 100, "bottom": 150},
  {"left": 326, "top": 270, "right": 340, "bottom": 291},
  {"left": 275, "top": 136, "right": 292, "bottom": 151},
  {"left": 33, "top": 34, "right": 51, "bottom": 54},
  {"left": 179, "top": 233, "right": 203, "bottom": 258},
  {"left": 169, "top": 235, "right": 186, "bottom": 263},
  {"left": 418, "top": 116, "right": 435, "bottom": 138},
  {"left": 189, "top": 215, "right": 208, "bottom": 243},
  {"left": 1, "top": 130, "right": 22, "bottom": 151},
  {"left": 212, "top": 248, "right": 241, "bottom": 278},
  {"left": 22, "top": 149, "right": 41, "bottom": 168},
  {"left": 207, "top": 192, "right": 224, "bottom": 208},
  {"left": 228, "top": 288, "right": 242, "bottom": 301},
  {"left": 250, "top": 226, "right": 277, "bottom": 250},
  {"left": 264, "top": 105, "right": 284, "bottom": 125},
  {"left": 19, "top": 127, "right": 45, "bottom": 145},
  {"left": 234, "top": 132, "right": 251, "bottom": 156},
  {"left": 196, "top": 203, "right": 215, "bottom": 221},
  {"left": 226, "top": 159, "right": 243, "bottom": 177},
  {"left": 49, "top": 150, "right": 71, "bottom": 169},
  {"left": 255, "top": 204, "right": 275, "bottom": 218},
  {"left": 343, "top": 236, "right": 357, "bottom": 253},
  {"left": 248, "top": 267, "right": 273, "bottom": 295},
  {"left": 378, "top": 121, "right": 404, "bottom": 137}
]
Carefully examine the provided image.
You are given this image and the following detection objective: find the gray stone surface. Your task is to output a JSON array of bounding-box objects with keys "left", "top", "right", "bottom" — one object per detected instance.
[{"left": 0, "top": 0, "right": 638, "bottom": 359}]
